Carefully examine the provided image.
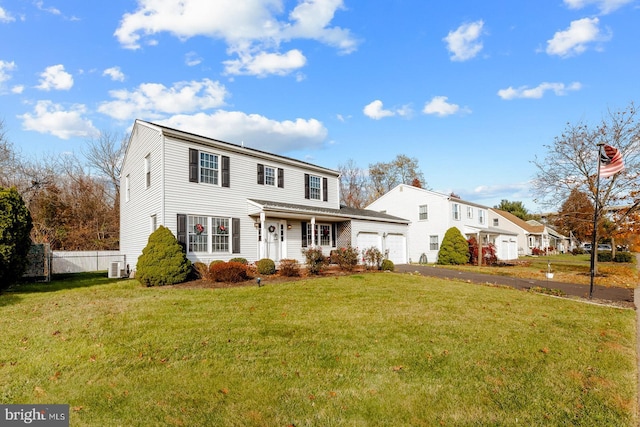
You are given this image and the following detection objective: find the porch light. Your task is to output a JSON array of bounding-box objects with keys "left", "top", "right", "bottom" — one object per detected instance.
[
  {"left": 287, "top": 223, "right": 293, "bottom": 230},
  {"left": 254, "top": 221, "right": 260, "bottom": 229}
]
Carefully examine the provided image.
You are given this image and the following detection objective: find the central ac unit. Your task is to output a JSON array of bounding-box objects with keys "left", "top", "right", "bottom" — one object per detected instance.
[{"left": 108, "top": 262, "right": 123, "bottom": 279}]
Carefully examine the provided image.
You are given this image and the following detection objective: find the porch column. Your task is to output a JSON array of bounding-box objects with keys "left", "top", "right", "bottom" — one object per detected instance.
[
  {"left": 311, "top": 217, "right": 316, "bottom": 246},
  {"left": 259, "top": 212, "right": 266, "bottom": 258}
]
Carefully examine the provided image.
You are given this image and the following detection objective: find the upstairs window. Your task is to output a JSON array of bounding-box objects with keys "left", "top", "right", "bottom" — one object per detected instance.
[
  {"left": 144, "top": 154, "right": 151, "bottom": 188},
  {"left": 452, "top": 203, "right": 460, "bottom": 220},
  {"left": 257, "top": 164, "right": 284, "bottom": 187},
  {"left": 467, "top": 206, "right": 473, "bottom": 219},
  {"left": 264, "top": 166, "right": 275, "bottom": 186},
  {"left": 419, "top": 204, "right": 428, "bottom": 220},
  {"left": 478, "top": 209, "right": 486, "bottom": 224},
  {"left": 493, "top": 218, "right": 499, "bottom": 227},
  {"left": 200, "top": 152, "right": 219, "bottom": 185},
  {"left": 309, "top": 175, "right": 321, "bottom": 200},
  {"left": 189, "top": 148, "right": 230, "bottom": 187}
]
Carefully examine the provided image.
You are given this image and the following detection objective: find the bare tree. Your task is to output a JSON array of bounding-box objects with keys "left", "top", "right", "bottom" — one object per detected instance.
[
  {"left": 83, "top": 130, "right": 128, "bottom": 204},
  {"left": 338, "top": 159, "right": 369, "bottom": 208},
  {"left": 368, "top": 154, "right": 426, "bottom": 201}
]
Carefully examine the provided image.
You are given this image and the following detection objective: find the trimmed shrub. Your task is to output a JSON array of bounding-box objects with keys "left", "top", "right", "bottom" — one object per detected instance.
[
  {"left": 381, "top": 259, "right": 394, "bottom": 271},
  {"left": 614, "top": 251, "right": 634, "bottom": 263},
  {"left": 230, "top": 257, "right": 248, "bottom": 265},
  {"left": 362, "top": 246, "right": 383, "bottom": 270},
  {"left": 278, "top": 259, "right": 300, "bottom": 277},
  {"left": 334, "top": 246, "right": 360, "bottom": 271},
  {"left": 0, "top": 187, "right": 33, "bottom": 290},
  {"left": 571, "top": 247, "right": 586, "bottom": 255},
  {"left": 302, "top": 246, "right": 327, "bottom": 274},
  {"left": 192, "top": 262, "right": 209, "bottom": 279},
  {"left": 256, "top": 258, "right": 276, "bottom": 275},
  {"left": 437, "top": 227, "right": 469, "bottom": 265},
  {"left": 136, "top": 226, "right": 191, "bottom": 286},
  {"left": 209, "top": 261, "right": 248, "bottom": 282},
  {"left": 597, "top": 251, "right": 612, "bottom": 262}
]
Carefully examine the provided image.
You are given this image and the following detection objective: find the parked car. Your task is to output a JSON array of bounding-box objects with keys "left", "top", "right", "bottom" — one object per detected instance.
[
  {"left": 597, "top": 244, "right": 612, "bottom": 251},
  {"left": 582, "top": 243, "right": 592, "bottom": 253}
]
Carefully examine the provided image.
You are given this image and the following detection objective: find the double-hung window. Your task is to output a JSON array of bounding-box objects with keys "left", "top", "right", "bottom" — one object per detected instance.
[
  {"left": 200, "top": 152, "right": 219, "bottom": 185},
  {"left": 144, "top": 154, "right": 151, "bottom": 188},
  {"left": 264, "top": 166, "right": 275, "bottom": 186},
  {"left": 467, "top": 206, "right": 473, "bottom": 219},
  {"left": 309, "top": 175, "right": 321, "bottom": 200},
  {"left": 430, "top": 235, "right": 439, "bottom": 251},
  {"left": 478, "top": 209, "right": 485, "bottom": 224},
  {"left": 187, "top": 215, "right": 230, "bottom": 253},
  {"left": 452, "top": 203, "right": 460, "bottom": 220},
  {"left": 419, "top": 205, "right": 428, "bottom": 220}
]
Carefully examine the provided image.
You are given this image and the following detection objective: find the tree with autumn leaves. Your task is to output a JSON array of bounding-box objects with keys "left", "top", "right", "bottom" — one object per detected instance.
[
  {"left": 1, "top": 121, "right": 126, "bottom": 250},
  {"left": 533, "top": 102, "right": 640, "bottom": 251}
]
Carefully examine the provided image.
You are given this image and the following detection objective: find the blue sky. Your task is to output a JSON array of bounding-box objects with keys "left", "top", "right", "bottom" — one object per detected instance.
[{"left": 1, "top": 0, "right": 639, "bottom": 213}]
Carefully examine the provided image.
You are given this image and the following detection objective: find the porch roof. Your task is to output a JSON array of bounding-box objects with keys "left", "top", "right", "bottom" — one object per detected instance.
[{"left": 247, "top": 199, "right": 409, "bottom": 224}]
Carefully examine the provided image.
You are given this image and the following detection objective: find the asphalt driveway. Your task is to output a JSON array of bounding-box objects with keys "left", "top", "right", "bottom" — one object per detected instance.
[{"left": 395, "top": 264, "right": 634, "bottom": 305}]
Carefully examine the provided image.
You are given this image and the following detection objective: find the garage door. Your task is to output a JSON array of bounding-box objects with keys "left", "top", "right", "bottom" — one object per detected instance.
[
  {"left": 356, "top": 232, "right": 381, "bottom": 253},
  {"left": 385, "top": 234, "right": 406, "bottom": 264}
]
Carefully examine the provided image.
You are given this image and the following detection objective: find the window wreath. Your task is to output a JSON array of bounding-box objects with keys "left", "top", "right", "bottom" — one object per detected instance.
[
  {"left": 194, "top": 223, "right": 205, "bottom": 235},
  {"left": 218, "top": 224, "right": 227, "bottom": 233},
  {"left": 322, "top": 228, "right": 330, "bottom": 237},
  {"left": 268, "top": 225, "right": 276, "bottom": 233}
]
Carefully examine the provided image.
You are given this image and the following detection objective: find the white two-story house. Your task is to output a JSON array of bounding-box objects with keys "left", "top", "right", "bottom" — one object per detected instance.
[
  {"left": 366, "top": 184, "right": 518, "bottom": 263},
  {"left": 120, "top": 120, "right": 409, "bottom": 271}
]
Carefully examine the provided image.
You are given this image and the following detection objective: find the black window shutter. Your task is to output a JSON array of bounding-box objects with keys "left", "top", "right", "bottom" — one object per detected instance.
[
  {"left": 177, "top": 214, "right": 187, "bottom": 249},
  {"left": 257, "top": 164, "right": 264, "bottom": 185},
  {"left": 323, "top": 177, "right": 328, "bottom": 201},
  {"left": 277, "top": 168, "right": 284, "bottom": 188},
  {"left": 301, "top": 221, "right": 308, "bottom": 247},
  {"left": 304, "top": 174, "right": 310, "bottom": 199},
  {"left": 331, "top": 223, "right": 337, "bottom": 247},
  {"left": 189, "top": 149, "right": 198, "bottom": 183},
  {"left": 222, "top": 156, "right": 230, "bottom": 187},
  {"left": 232, "top": 218, "right": 240, "bottom": 253}
]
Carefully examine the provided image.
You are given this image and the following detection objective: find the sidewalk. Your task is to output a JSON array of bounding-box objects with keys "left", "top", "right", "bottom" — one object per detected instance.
[{"left": 395, "top": 264, "right": 634, "bottom": 306}]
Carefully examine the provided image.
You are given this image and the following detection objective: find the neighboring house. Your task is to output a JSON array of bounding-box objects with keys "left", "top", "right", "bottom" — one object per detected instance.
[
  {"left": 489, "top": 209, "right": 570, "bottom": 255},
  {"left": 120, "top": 120, "right": 409, "bottom": 271},
  {"left": 366, "top": 184, "right": 518, "bottom": 263}
]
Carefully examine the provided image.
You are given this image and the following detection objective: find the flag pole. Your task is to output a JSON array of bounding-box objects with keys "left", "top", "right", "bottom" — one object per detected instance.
[{"left": 588, "top": 142, "right": 605, "bottom": 299}]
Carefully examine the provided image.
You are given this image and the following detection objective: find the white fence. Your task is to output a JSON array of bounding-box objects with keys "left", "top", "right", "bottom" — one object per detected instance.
[{"left": 51, "top": 251, "right": 126, "bottom": 274}]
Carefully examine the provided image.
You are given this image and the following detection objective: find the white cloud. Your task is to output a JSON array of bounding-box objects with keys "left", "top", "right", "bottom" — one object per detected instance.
[
  {"left": 11, "top": 85, "right": 24, "bottom": 94},
  {"left": 563, "top": 0, "right": 634, "bottom": 14},
  {"left": 19, "top": 100, "right": 98, "bottom": 139},
  {"left": 158, "top": 110, "right": 328, "bottom": 153},
  {"left": 423, "top": 96, "right": 467, "bottom": 117},
  {"left": 98, "top": 78, "right": 228, "bottom": 121},
  {"left": 443, "top": 20, "right": 484, "bottom": 62},
  {"left": 546, "top": 18, "right": 610, "bottom": 57},
  {"left": 0, "top": 60, "right": 16, "bottom": 84},
  {"left": 114, "top": 0, "right": 358, "bottom": 76},
  {"left": 35, "top": 1, "right": 61, "bottom": 15},
  {"left": 223, "top": 49, "right": 306, "bottom": 77},
  {"left": 36, "top": 64, "right": 74, "bottom": 91},
  {"left": 498, "top": 82, "right": 582, "bottom": 100},
  {"left": 185, "top": 51, "right": 202, "bottom": 67},
  {"left": 363, "top": 100, "right": 396, "bottom": 120},
  {"left": 103, "top": 66, "right": 125, "bottom": 82},
  {"left": 0, "top": 6, "right": 15, "bottom": 22}
]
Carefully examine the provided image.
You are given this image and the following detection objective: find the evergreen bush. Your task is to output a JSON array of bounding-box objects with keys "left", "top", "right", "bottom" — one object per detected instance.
[
  {"left": 597, "top": 251, "right": 612, "bottom": 262},
  {"left": 229, "top": 257, "right": 248, "bottom": 265},
  {"left": 614, "top": 252, "right": 634, "bottom": 263},
  {"left": 136, "top": 226, "right": 191, "bottom": 286},
  {"left": 381, "top": 259, "right": 395, "bottom": 271},
  {"left": 0, "top": 187, "right": 33, "bottom": 290},
  {"left": 256, "top": 258, "right": 276, "bottom": 275},
  {"left": 437, "top": 227, "right": 469, "bottom": 265}
]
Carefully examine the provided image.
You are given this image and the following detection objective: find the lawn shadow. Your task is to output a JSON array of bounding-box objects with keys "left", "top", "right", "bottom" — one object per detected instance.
[{"left": 7, "top": 272, "right": 130, "bottom": 295}]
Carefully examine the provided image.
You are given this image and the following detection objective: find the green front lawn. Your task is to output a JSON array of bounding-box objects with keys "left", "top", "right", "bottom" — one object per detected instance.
[{"left": 1, "top": 273, "right": 637, "bottom": 426}]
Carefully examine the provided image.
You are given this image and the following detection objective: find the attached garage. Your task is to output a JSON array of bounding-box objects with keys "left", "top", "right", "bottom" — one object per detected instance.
[
  {"left": 385, "top": 233, "right": 406, "bottom": 264},
  {"left": 356, "top": 232, "right": 381, "bottom": 253}
]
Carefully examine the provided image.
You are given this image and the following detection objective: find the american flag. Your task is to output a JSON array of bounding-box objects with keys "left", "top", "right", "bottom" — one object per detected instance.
[{"left": 599, "top": 144, "right": 624, "bottom": 178}]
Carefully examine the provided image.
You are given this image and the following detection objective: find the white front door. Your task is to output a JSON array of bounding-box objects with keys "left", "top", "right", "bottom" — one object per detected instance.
[{"left": 264, "top": 221, "right": 282, "bottom": 262}]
